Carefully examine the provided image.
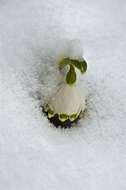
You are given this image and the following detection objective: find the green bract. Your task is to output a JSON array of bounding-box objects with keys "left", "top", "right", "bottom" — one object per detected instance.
[
  {"left": 66, "top": 64, "right": 76, "bottom": 84},
  {"left": 71, "top": 59, "right": 87, "bottom": 74},
  {"left": 59, "top": 57, "right": 87, "bottom": 85},
  {"left": 59, "top": 58, "right": 70, "bottom": 69}
]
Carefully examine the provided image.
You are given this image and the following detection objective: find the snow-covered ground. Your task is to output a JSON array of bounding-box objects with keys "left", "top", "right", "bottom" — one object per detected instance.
[{"left": 0, "top": 0, "right": 126, "bottom": 189}]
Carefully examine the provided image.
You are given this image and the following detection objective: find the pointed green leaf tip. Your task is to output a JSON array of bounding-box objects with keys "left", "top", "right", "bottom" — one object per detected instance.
[
  {"left": 59, "top": 57, "right": 87, "bottom": 74},
  {"left": 71, "top": 59, "right": 87, "bottom": 74},
  {"left": 66, "top": 64, "right": 76, "bottom": 85}
]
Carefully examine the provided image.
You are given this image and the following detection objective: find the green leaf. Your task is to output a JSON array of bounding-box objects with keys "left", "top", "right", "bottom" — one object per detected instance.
[
  {"left": 71, "top": 59, "right": 87, "bottom": 74},
  {"left": 59, "top": 58, "right": 70, "bottom": 69},
  {"left": 59, "top": 57, "right": 87, "bottom": 74},
  {"left": 66, "top": 64, "right": 76, "bottom": 85}
]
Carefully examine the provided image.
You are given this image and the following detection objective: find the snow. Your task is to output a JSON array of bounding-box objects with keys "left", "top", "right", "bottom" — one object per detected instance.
[{"left": 0, "top": 0, "right": 126, "bottom": 189}]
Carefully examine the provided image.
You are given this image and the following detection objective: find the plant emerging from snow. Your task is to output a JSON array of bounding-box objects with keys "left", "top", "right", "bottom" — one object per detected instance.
[{"left": 43, "top": 40, "right": 87, "bottom": 128}]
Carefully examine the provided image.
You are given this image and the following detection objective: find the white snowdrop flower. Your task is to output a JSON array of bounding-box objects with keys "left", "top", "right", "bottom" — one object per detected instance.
[{"left": 43, "top": 39, "right": 87, "bottom": 128}]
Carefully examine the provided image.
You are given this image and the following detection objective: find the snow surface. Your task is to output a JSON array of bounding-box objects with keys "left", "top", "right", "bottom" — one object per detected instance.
[{"left": 0, "top": 0, "right": 126, "bottom": 189}]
